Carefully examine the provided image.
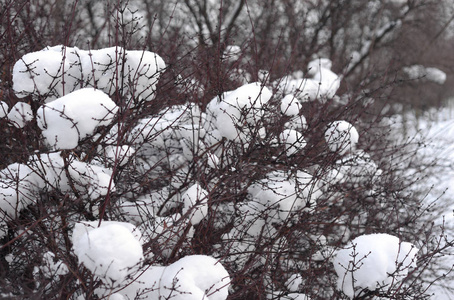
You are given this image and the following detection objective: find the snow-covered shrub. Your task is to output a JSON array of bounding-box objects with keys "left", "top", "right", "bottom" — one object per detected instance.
[{"left": 1, "top": 1, "right": 453, "bottom": 299}]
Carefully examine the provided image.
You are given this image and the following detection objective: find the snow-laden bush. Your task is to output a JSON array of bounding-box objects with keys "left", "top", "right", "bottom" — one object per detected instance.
[
  {"left": 0, "top": 45, "right": 438, "bottom": 299},
  {"left": 1, "top": 1, "right": 453, "bottom": 298}
]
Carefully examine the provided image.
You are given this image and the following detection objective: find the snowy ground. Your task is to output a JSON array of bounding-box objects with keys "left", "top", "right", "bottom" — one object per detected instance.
[{"left": 396, "top": 105, "right": 454, "bottom": 299}]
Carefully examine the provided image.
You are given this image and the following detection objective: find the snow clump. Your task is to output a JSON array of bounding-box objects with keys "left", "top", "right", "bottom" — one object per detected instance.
[
  {"left": 324, "top": 120, "right": 359, "bottom": 155},
  {"left": 279, "top": 129, "right": 307, "bottom": 156},
  {"left": 101, "top": 255, "right": 230, "bottom": 300},
  {"left": 333, "top": 233, "right": 419, "bottom": 299},
  {"left": 7, "top": 102, "right": 33, "bottom": 128},
  {"left": 12, "top": 45, "right": 166, "bottom": 102},
  {"left": 206, "top": 82, "right": 272, "bottom": 142},
  {"left": 182, "top": 183, "right": 209, "bottom": 225},
  {"left": 0, "top": 152, "right": 113, "bottom": 238},
  {"left": 37, "top": 88, "right": 118, "bottom": 150},
  {"left": 36, "top": 251, "right": 69, "bottom": 278},
  {"left": 403, "top": 64, "right": 447, "bottom": 85},
  {"left": 281, "top": 94, "right": 301, "bottom": 116},
  {"left": 72, "top": 221, "right": 143, "bottom": 285},
  {"left": 276, "top": 58, "right": 340, "bottom": 102}
]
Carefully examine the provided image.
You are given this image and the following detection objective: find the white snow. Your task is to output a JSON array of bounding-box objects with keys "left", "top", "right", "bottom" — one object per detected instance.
[
  {"left": 36, "top": 88, "right": 118, "bottom": 150},
  {"left": 286, "top": 273, "right": 303, "bottom": 292},
  {"left": 13, "top": 45, "right": 166, "bottom": 102},
  {"left": 72, "top": 222, "right": 144, "bottom": 285},
  {"left": 182, "top": 183, "right": 209, "bottom": 225},
  {"left": 333, "top": 233, "right": 418, "bottom": 299},
  {"left": 152, "top": 255, "right": 230, "bottom": 300},
  {"left": 103, "top": 145, "right": 135, "bottom": 166},
  {"left": 0, "top": 152, "right": 114, "bottom": 238},
  {"left": 276, "top": 58, "right": 340, "bottom": 102},
  {"left": 7, "top": 102, "right": 33, "bottom": 128},
  {"left": 38, "top": 251, "right": 69, "bottom": 278},
  {"left": 324, "top": 121, "right": 359, "bottom": 155},
  {"left": 207, "top": 152, "right": 220, "bottom": 168},
  {"left": 426, "top": 67, "right": 447, "bottom": 85},
  {"left": 247, "top": 170, "right": 321, "bottom": 223},
  {"left": 325, "top": 149, "right": 382, "bottom": 186},
  {"left": 403, "top": 65, "right": 447, "bottom": 85},
  {"left": 206, "top": 82, "right": 272, "bottom": 141},
  {"left": 95, "top": 255, "right": 230, "bottom": 300},
  {"left": 281, "top": 95, "right": 301, "bottom": 116},
  {"left": 0, "top": 101, "right": 8, "bottom": 118},
  {"left": 223, "top": 45, "right": 241, "bottom": 61},
  {"left": 279, "top": 129, "right": 307, "bottom": 156}
]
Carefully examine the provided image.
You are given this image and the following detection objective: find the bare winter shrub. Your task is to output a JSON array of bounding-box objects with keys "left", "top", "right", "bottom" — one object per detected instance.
[{"left": 1, "top": 1, "right": 454, "bottom": 299}]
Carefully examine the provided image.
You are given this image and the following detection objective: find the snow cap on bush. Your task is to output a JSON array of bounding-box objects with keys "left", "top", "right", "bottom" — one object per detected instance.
[
  {"left": 7, "top": 102, "right": 33, "bottom": 128},
  {"left": 0, "top": 152, "right": 114, "bottom": 238},
  {"left": 333, "top": 233, "right": 419, "bottom": 298},
  {"left": 153, "top": 255, "right": 230, "bottom": 300},
  {"left": 0, "top": 101, "right": 9, "bottom": 119},
  {"left": 37, "top": 88, "right": 118, "bottom": 150},
  {"left": 281, "top": 94, "right": 301, "bottom": 116},
  {"left": 324, "top": 120, "right": 359, "bottom": 155},
  {"left": 182, "top": 183, "right": 209, "bottom": 225},
  {"left": 103, "top": 255, "right": 230, "bottom": 300},
  {"left": 248, "top": 170, "right": 321, "bottom": 223},
  {"left": 279, "top": 129, "right": 307, "bottom": 156},
  {"left": 276, "top": 58, "right": 340, "bottom": 102},
  {"left": 207, "top": 82, "right": 272, "bottom": 141},
  {"left": 72, "top": 221, "right": 143, "bottom": 285},
  {"left": 12, "top": 45, "right": 166, "bottom": 102}
]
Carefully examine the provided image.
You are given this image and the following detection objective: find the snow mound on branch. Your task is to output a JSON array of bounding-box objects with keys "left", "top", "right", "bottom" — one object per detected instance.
[
  {"left": 286, "top": 273, "right": 303, "bottom": 292},
  {"left": 37, "top": 88, "right": 118, "bottom": 150},
  {"left": 324, "top": 149, "right": 382, "bottom": 187},
  {"left": 223, "top": 45, "right": 241, "bottom": 61},
  {"left": 248, "top": 170, "right": 321, "bottom": 223},
  {"left": 127, "top": 103, "right": 206, "bottom": 180},
  {"left": 206, "top": 82, "right": 272, "bottom": 141},
  {"left": 0, "top": 101, "right": 9, "bottom": 119},
  {"left": 155, "top": 255, "right": 230, "bottom": 300},
  {"left": 403, "top": 65, "right": 447, "bottom": 85},
  {"left": 324, "top": 120, "right": 359, "bottom": 155},
  {"left": 276, "top": 58, "right": 340, "bottom": 102},
  {"left": 7, "top": 102, "right": 33, "bottom": 128},
  {"left": 279, "top": 129, "right": 307, "bottom": 156},
  {"left": 72, "top": 221, "right": 143, "bottom": 285},
  {"left": 0, "top": 152, "right": 114, "bottom": 238},
  {"left": 103, "top": 255, "right": 230, "bottom": 300},
  {"left": 182, "top": 183, "right": 209, "bottom": 225},
  {"left": 281, "top": 95, "right": 301, "bottom": 116},
  {"left": 103, "top": 145, "right": 135, "bottom": 167},
  {"left": 12, "top": 45, "right": 165, "bottom": 102},
  {"left": 37, "top": 251, "right": 69, "bottom": 278},
  {"left": 333, "top": 233, "right": 418, "bottom": 299},
  {"left": 402, "top": 65, "right": 446, "bottom": 85}
]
